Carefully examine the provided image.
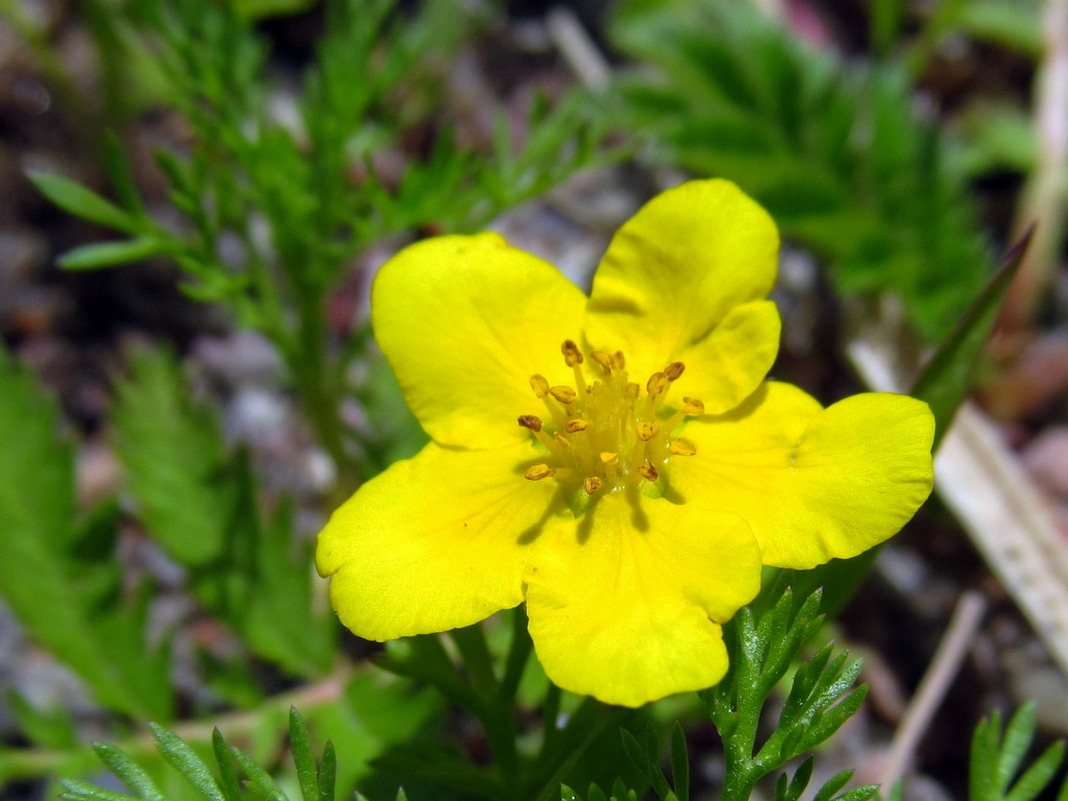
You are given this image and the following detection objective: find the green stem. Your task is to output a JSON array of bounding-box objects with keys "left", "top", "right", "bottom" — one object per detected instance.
[
  {"left": 289, "top": 290, "right": 360, "bottom": 497},
  {"left": 500, "top": 608, "right": 533, "bottom": 703},
  {"left": 529, "top": 697, "right": 623, "bottom": 801},
  {"left": 450, "top": 624, "right": 522, "bottom": 792}
]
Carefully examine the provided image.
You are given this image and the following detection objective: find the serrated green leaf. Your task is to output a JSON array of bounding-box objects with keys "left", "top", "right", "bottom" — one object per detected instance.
[
  {"left": 58, "top": 237, "right": 171, "bottom": 270},
  {"left": 611, "top": 0, "right": 992, "bottom": 343},
  {"left": 28, "top": 170, "right": 139, "bottom": 233},
  {"left": 111, "top": 347, "right": 231, "bottom": 565},
  {"left": 0, "top": 348, "right": 172, "bottom": 720}
]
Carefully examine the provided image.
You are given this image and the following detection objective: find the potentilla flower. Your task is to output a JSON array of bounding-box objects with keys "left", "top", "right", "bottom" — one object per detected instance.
[{"left": 316, "top": 180, "right": 935, "bottom": 707}]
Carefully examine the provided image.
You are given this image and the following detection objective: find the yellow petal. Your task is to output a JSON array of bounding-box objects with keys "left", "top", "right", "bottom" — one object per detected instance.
[
  {"left": 317, "top": 441, "right": 560, "bottom": 641},
  {"left": 672, "top": 383, "right": 935, "bottom": 569},
  {"left": 677, "top": 300, "right": 781, "bottom": 414},
  {"left": 583, "top": 179, "right": 779, "bottom": 381},
  {"left": 524, "top": 493, "right": 762, "bottom": 707},
  {"left": 373, "top": 233, "right": 587, "bottom": 449}
]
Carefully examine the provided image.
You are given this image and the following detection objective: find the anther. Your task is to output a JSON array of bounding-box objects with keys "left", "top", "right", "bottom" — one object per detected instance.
[
  {"left": 638, "top": 461, "right": 659, "bottom": 481},
  {"left": 525, "top": 464, "right": 553, "bottom": 481},
  {"left": 682, "top": 397, "right": 705, "bottom": 415},
  {"left": 583, "top": 476, "right": 603, "bottom": 495},
  {"left": 591, "top": 351, "right": 614, "bottom": 372},
  {"left": 613, "top": 351, "right": 626, "bottom": 369},
  {"left": 562, "top": 340, "right": 584, "bottom": 366},
  {"left": 636, "top": 421, "right": 659, "bottom": 441},
  {"left": 530, "top": 374, "right": 550, "bottom": 398},
  {"left": 664, "top": 362, "right": 686, "bottom": 381},
  {"left": 647, "top": 372, "right": 670, "bottom": 396},
  {"left": 549, "top": 385, "right": 577, "bottom": 404},
  {"left": 517, "top": 415, "right": 543, "bottom": 432},
  {"left": 669, "top": 439, "right": 697, "bottom": 456},
  {"left": 564, "top": 418, "right": 588, "bottom": 433}
]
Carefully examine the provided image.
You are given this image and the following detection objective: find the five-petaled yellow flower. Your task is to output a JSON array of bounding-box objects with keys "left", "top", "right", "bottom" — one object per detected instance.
[{"left": 317, "top": 180, "right": 935, "bottom": 707}]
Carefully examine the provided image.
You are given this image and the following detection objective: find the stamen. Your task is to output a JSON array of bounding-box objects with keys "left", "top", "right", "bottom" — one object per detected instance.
[
  {"left": 664, "top": 361, "right": 686, "bottom": 381},
  {"left": 636, "top": 421, "right": 659, "bottom": 441},
  {"left": 549, "top": 386, "right": 577, "bottom": 404},
  {"left": 646, "top": 372, "right": 669, "bottom": 396},
  {"left": 530, "top": 374, "right": 550, "bottom": 398},
  {"left": 638, "top": 461, "right": 659, "bottom": 481},
  {"left": 518, "top": 415, "right": 542, "bottom": 432},
  {"left": 682, "top": 397, "right": 705, "bottom": 415},
  {"left": 518, "top": 343, "right": 698, "bottom": 500},
  {"left": 562, "top": 340, "right": 584, "bottom": 366},
  {"left": 665, "top": 397, "right": 706, "bottom": 435},
  {"left": 591, "top": 351, "right": 614, "bottom": 373},
  {"left": 669, "top": 439, "right": 697, "bottom": 456},
  {"left": 525, "top": 464, "right": 553, "bottom": 481}
]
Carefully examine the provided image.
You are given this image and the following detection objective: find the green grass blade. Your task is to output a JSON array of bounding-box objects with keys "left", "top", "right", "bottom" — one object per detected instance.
[{"left": 911, "top": 227, "right": 1033, "bottom": 451}]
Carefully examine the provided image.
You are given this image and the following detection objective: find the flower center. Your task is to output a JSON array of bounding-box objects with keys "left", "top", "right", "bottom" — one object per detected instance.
[{"left": 518, "top": 339, "right": 700, "bottom": 507}]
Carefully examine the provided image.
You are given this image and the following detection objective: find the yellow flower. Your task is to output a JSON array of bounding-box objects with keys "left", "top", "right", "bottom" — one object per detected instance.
[{"left": 316, "top": 180, "right": 935, "bottom": 707}]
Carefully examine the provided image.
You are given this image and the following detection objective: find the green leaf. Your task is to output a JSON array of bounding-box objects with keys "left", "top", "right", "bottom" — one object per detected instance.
[
  {"left": 27, "top": 170, "right": 139, "bottom": 233},
  {"left": 289, "top": 709, "right": 319, "bottom": 801},
  {"left": 1006, "top": 742, "right": 1065, "bottom": 801},
  {"left": 211, "top": 729, "right": 244, "bottom": 801},
  {"left": 910, "top": 227, "right": 1033, "bottom": 451},
  {"left": 229, "top": 745, "right": 288, "bottom": 801},
  {"left": 669, "top": 722, "right": 689, "bottom": 801},
  {"left": 150, "top": 724, "right": 225, "bottom": 801},
  {"left": 779, "top": 757, "right": 813, "bottom": 801},
  {"left": 0, "top": 347, "right": 173, "bottom": 720},
  {"left": 92, "top": 743, "right": 165, "bottom": 801},
  {"left": 60, "top": 777, "right": 141, "bottom": 801},
  {"left": 610, "top": 0, "right": 993, "bottom": 343},
  {"left": 318, "top": 741, "right": 336, "bottom": 801},
  {"left": 58, "top": 236, "right": 171, "bottom": 270},
  {"left": 6, "top": 691, "right": 78, "bottom": 750},
  {"left": 811, "top": 771, "right": 853, "bottom": 801},
  {"left": 997, "top": 704, "right": 1038, "bottom": 795},
  {"left": 111, "top": 347, "right": 232, "bottom": 565},
  {"left": 972, "top": 712, "right": 1003, "bottom": 801}
]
